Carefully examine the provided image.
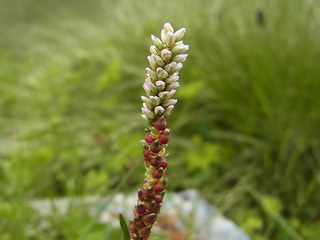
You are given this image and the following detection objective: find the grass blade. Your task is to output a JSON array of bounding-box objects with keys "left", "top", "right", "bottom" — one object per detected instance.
[{"left": 119, "top": 213, "right": 130, "bottom": 240}]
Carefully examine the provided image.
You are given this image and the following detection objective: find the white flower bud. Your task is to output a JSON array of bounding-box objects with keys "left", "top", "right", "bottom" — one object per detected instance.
[
  {"left": 141, "top": 96, "right": 153, "bottom": 109},
  {"left": 163, "top": 99, "right": 177, "bottom": 108},
  {"left": 154, "top": 106, "right": 165, "bottom": 115},
  {"left": 156, "top": 80, "right": 166, "bottom": 91},
  {"left": 172, "top": 54, "right": 188, "bottom": 63},
  {"left": 143, "top": 82, "right": 152, "bottom": 96},
  {"left": 163, "top": 105, "right": 174, "bottom": 118},
  {"left": 174, "top": 28, "right": 186, "bottom": 41},
  {"left": 144, "top": 79, "right": 158, "bottom": 95},
  {"left": 166, "top": 82, "right": 180, "bottom": 90},
  {"left": 164, "top": 23, "right": 174, "bottom": 33},
  {"left": 167, "top": 89, "right": 176, "bottom": 99},
  {"left": 145, "top": 67, "right": 157, "bottom": 82},
  {"left": 142, "top": 107, "right": 155, "bottom": 119},
  {"left": 171, "top": 63, "right": 183, "bottom": 73},
  {"left": 146, "top": 73, "right": 152, "bottom": 82},
  {"left": 164, "top": 62, "right": 177, "bottom": 73},
  {"left": 158, "top": 91, "right": 169, "bottom": 100},
  {"left": 161, "top": 29, "right": 167, "bottom": 43},
  {"left": 141, "top": 114, "right": 148, "bottom": 121},
  {"left": 152, "top": 54, "right": 165, "bottom": 67},
  {"left": 142, "top": 103, "right": 148, "bottom": 109},
  {"left": 141, "top": 96, "right": 150, "bottom": 103},
  {"left": 171, "top": 44, "right": 189, "bottom": 54},
  {"left": 149, "top": 45, "right": 159, "bottom": 55},
  {"left": 151, "top": 34, "right": 164, "bottom": 50},
  {"left": 165, "top": 74, "right": 179, "bottom": 84},
  {"left": 175, "top": 41, "right": 184, "bottom": 46},
  {"left": 150, "top": 96, "right": 161, "bottom": 106},
  {"left": 165, "top": 31, "right": 175, "bottom": 48},
  {"left": 161, "top": 49, "right": 172, "bottom": 62},
  {"left": 147, "top": 55, "right": 157, "bottom": 69},
  {"left": 156, "top": 67, "right": 168, "bottom": 79},
  {"left": 159, "top": 90, "right": 176, "bottom": 100}
]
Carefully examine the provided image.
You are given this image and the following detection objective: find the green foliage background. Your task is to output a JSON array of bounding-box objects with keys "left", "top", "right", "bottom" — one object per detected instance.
[{"left": 1, "top": 0, "right": 320, "bottom": 239}]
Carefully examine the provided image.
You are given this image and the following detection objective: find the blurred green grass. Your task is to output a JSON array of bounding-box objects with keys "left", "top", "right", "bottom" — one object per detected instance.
[{"left": 1, "top": 0, "right": 320, "bottom": 239}]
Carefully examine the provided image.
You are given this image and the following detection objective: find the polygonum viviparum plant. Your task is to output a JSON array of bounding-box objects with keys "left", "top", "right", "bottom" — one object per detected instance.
[{"left": 129, "top": 23, "right": 189, "bottom": 240}]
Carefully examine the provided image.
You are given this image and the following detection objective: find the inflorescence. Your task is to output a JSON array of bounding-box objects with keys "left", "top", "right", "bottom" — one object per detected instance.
[{"left": 129, "top": 23, "right": 189, "bottom": 240}]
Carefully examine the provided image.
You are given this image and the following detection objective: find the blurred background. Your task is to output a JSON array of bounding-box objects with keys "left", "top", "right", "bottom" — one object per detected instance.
[{"left": 1, "top": 0, "right": 320, "bottom": 239}]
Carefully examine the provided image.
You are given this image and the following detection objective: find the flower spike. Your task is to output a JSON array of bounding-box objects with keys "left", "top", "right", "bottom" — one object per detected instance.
[{"left": 130, "top": 22, "right": 189, "bottom": 240}]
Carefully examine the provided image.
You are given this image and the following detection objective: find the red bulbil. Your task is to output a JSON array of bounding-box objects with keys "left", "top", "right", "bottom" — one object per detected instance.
[
  {"left": 133, "top": 217, "right": 145, "bottom": 228},
  {"left": 160, "top": 161, "right": 168, "bottom": 169},
  {"left": 144, "top": 200, "right": 156, "bottom": 211},
  {"left": 154, "top": 195, "right": 163, "bottom": 203},
  {"left": 153, "top": 171, "right": 162, "bottom": 179},
  {"left": 158, "top": 130, "right": 169, "bottom": 144},
  {"left": 158, "top": 135, "right": 168, "bottom": 144},
  {"left": 150, "top": 156, "right": 161, "bottom": 167},
  {"left": 143, "top": 151, "right": 150, "bottom": 158},
  {"left": 143, "top": 146, "right": 151, "bottom": 158},
  {"left": 155, "top": 180, "right": 167, "bottom": 192},
  {"left": 144, "top": 187, "right": 155, "bottom": 200},
  {"left": 154, "top": 116, "right": 167, "bottom": 131},
  {"left": 129, "top": 226, "right": 136, "bottom": 233},
  {"left": 154, "top": 182, "right": 165, "bottom": 192},
  {"left": 136, "top": 203, "right": 146, "bottom": 215},
  {"left": 153, "top": 168, "right": 164, "bottom": 179},
  {"left": 150, "top": 159, "right": 160, "bottom": 167},
  {"left": 145, "top": 134, "right": 154, "bottom": 144},
  {"left": 154, "top": 204, "right": 161, "bottom": 214},
  {"left": 139, "top": 226, "right": 151, "bottom": 238},
  {"left": 142, "top": 213, "right": 157, "bottom": 225},
  {"left": 144, "top": 156, "right": 152, "bottom": 163},
  {"left": 150, "top": 141, "right": 161, "bottom": 153},
  {"left": 138, "top": 189, "right": 145, "bottom": 201}
]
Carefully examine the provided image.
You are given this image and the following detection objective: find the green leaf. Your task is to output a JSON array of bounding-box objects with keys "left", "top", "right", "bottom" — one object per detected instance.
[{"left": 119, "top": 213, "right": 130, "bottom": 240}]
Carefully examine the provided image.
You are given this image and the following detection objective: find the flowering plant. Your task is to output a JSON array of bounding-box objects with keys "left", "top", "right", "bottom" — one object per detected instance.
[{"left": 120, "top": 22, "right": 188, "bottom": 240}]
